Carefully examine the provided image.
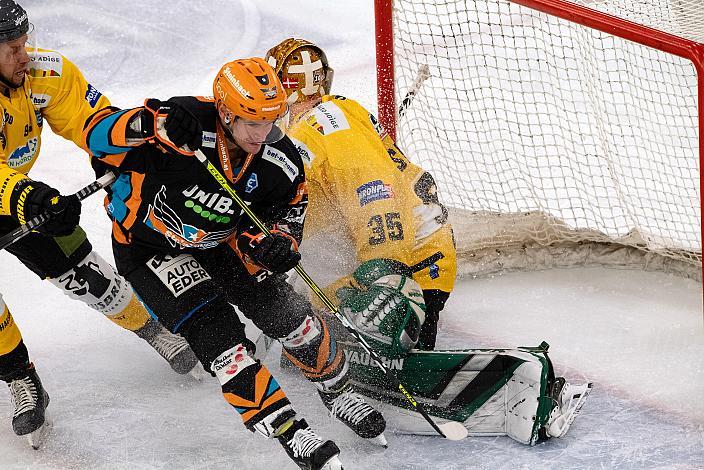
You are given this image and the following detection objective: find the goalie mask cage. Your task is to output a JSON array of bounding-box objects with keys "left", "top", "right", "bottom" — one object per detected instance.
[{"left": 374, "top": 0, "right": 703, "bottom": 281}]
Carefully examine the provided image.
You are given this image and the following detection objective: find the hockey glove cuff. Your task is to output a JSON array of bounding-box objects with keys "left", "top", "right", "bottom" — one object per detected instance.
[
  {"left": 10, "top": 179, "right": 81, "bottom": 237},
  {"left": 142, "top": 98, "right": 202, "bottom": 156},
  {"left": 237, "top": 229, "right": 301, "bottom": 273}
]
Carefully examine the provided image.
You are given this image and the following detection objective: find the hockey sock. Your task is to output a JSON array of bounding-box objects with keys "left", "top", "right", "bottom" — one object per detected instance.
[
  {"left": 49, "top": 251, "right": 151, "bottom": 331},
  {"left": 281, "top": 313, "right": 346, "bottom": 386},
  {"left": 0, "top": 296, "right": 23, "bottom": 357},
  {"left": 0, "top": 341, "right": 30, "bottom": 382},
  {"left": 211, "top": 344, "right": 292, "bottom": 432}
]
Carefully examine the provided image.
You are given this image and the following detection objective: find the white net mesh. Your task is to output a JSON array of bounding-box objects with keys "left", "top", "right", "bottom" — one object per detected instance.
[{"left": 389, "top": 0, "right": 702, "bottom": 275}]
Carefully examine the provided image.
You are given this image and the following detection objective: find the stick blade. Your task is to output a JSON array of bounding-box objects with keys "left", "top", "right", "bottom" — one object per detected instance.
[{"left": 438, "top": 421, "right": 469, "bottom": 441}]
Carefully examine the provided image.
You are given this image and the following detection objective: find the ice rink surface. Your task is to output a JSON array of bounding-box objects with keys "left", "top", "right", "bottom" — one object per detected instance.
[{"left": 0, "top": 1, "right": 702, "bottom": 468}]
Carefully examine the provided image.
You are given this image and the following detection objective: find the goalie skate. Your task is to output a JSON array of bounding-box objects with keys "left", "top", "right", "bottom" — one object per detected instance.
[{"left": 545, "top": 378, "right": 593, "bottom": 438}]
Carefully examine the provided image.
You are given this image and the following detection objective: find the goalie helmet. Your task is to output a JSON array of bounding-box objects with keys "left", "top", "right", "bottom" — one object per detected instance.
[{"left": 265, "top": 38, "right": 334, "bottom": 106}]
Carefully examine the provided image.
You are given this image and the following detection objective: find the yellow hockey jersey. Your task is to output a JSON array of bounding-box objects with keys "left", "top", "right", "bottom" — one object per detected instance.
[
  {"left": 288, "top": 95, "right": 456, "bottom": 293},
  {"left": 0, "top": 49, "right": 110, "bottom": 216}
]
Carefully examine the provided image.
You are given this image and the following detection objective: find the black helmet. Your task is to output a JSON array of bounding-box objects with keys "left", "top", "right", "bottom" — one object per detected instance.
[{"left": 0, "top": 0, "right": 28, "bottom": 43}]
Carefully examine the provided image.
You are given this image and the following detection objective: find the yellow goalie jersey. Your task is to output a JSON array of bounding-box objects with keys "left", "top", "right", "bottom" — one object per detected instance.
[
  {"left": 0, "top": 49, "right": 110, "bottom": 216},
  {"left": 288, "top": 95, "right": 456, "bottom": 294}
]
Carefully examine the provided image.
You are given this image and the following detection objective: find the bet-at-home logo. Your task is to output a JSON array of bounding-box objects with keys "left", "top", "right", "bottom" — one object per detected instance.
[{"left": 182, "top": 185, "right": 234, "bottom": 223}]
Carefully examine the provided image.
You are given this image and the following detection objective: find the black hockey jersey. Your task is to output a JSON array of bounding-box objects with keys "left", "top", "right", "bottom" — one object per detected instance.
[{"left": 84, "top": 96, "right": 307, "bottom": 261}]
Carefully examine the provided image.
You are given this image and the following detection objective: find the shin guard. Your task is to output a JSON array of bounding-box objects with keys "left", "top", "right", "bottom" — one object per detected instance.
[
  {"left": 49, "top": 251, "right": 150, "bottom": 331},
  {"left": 281, "top": 313, "right": 347, "bottom": 389}
]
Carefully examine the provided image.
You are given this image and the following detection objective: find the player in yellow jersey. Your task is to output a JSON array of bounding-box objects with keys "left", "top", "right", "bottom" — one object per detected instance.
[
  {"left": 265, "top": 38, "right": 457, "bottom": 354},
  {"left": 0, "top": 0, "right": 197, "bottom": 448}
]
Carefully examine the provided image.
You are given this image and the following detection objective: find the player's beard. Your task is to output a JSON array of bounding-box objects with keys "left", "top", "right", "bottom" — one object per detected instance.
[{"left": 0, "top": 68, "right": 26, "bottom": 89}]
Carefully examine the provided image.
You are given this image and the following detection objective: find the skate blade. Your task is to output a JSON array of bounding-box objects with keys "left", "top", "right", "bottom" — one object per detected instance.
[
  {"left": 369, "top": 432, "right": 388, "bottom": 448},
  {"left": 320, "top": 454, "right": 344, "bottom": 470},
  {"left": 26, "top": 411, "right": 53, "bottom": 450}
]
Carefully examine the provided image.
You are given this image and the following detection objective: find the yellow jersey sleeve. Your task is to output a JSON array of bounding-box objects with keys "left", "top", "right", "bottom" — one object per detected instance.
[{"left": 289, "top": 96, "right": 456, "bottom": 293}]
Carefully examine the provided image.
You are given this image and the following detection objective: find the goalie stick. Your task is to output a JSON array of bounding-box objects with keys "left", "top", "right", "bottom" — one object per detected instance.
[
  {"left": 0, "top": 172, "right": 117, "bottom": 251},
  {"left": 192, "top": 148, "right": 468, "bottom": 441}
]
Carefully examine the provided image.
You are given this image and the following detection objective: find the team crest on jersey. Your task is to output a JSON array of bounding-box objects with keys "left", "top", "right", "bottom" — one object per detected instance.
[
  {"left": 356, "top": 180, "right": 394, "bottom": 206},
  {"left": 8, "top": 137, "right": 38, "bottom": 168},
  {"left": 245, "top": 173, "right": 259, "bottom": 193},
  {"left": 306, "top": 102, "right": 349, "bottom": 136},
  {"left": 145, "top": 186, "right": 235, "bottom": 249},
  {"left": 28, "top": 52, "right": 63, "bottom": 78}
]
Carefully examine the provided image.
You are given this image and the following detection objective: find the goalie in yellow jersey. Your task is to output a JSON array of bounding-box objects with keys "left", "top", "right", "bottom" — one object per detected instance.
[{"left": 265, "top": 38, "right": 457, "bottom": 352}]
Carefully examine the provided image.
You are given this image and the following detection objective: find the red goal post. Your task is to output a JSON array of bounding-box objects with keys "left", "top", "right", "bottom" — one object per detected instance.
[{"left": 374, "top": 0, "right": 704, "bottom": 280}]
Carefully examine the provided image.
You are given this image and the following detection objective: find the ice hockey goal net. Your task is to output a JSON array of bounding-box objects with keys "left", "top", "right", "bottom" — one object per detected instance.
[{"left": 374, "top": 0, "right": 703, "bottom": 280}]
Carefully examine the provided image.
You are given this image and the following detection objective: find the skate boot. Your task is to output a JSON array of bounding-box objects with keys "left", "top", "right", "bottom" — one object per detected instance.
[
  {"left": 545, "top": 377, "right": 593, "bottom": 438},
  {"left": 135, "top": 318, "right": 200, "bottom": 375},
  {"left": 319, "top": 385, "right": 387, "bottom": 447},
  {"left": 277, "top": 418, "right": 343, "bottom": 470},
  {"left": 8, "top": 363, "right": 52, "bottom": 449}
]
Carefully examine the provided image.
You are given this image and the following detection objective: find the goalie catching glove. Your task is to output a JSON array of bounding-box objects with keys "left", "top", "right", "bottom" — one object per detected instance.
[
  {"left": 141, "top": 98, "right": 202, "bottom": 156},
  {"left": 336, "top": 259, "right": 426, "bottom": 359},
  {"left": 10, "top": 179, "right": 81, "bottom": 237},
  {"left": 236, "top": 228, "right": 301, "bottom": 273}
]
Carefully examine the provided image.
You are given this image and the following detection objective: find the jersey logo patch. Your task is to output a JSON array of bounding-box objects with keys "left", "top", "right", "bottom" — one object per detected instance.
[
  {"left": 146, "top": 253, "right": 212, "bottom": 298},
  {"left": 306, "top": 102, "right": 349, "bottom": 136},
  {"left": 356, "top": 180, "right": 394, "bottom": 207},
  {"left": 262, "top": 146, "right": 299, "bottom": 182},
  {"left": 8, "top": 137, "right": 38, "bottom": 168},
  {"left": 289, "top": 136, "right": 315, "bottom": 167},
  {"left": 202, "top": 131, "right": 216, "bottom": 148},
  {"left": 31, "top": 93, "right": 50, "bottom": 108},
  {"left": 85, "top": 84, "right": 102, "bottom": 107},
  {"left": 245, "top": 173, "right": 259, "bottom": 193},
  {"left": 29, "top": 52, "right": 63, "bottom": 77}
]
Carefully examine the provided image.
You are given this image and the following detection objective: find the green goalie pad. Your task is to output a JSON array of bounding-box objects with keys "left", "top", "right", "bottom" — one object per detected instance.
[{"left": 339, "top": 339, "right": 556, "bottom": 445}]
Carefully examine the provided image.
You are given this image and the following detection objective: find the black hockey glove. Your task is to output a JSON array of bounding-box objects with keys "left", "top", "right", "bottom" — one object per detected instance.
[
  {"left": 237, "top": 229, "right": 301, "bottom": 273},
  {"left": 142, "top": 98, "right": 202, "bottom": 156},
  {"left": 10, "top": 179, "right": 81, "bottom": 237}
]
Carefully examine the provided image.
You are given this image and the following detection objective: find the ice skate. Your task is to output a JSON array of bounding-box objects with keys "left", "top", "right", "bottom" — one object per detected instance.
[
  {"left": 135, "top": 318, "right": 200, "bottom": 375},
  {"left": 319, "top": 386, "right": 387, "bottom": 447},
  {"left": 277, "top": 418, "right": 343, "bottom": 470},
  {"left": 545, "top": 377, "right": 593, "bottom": 438},
  {"left": 8, "top": 364, "right": 52, "bottom": 449}
]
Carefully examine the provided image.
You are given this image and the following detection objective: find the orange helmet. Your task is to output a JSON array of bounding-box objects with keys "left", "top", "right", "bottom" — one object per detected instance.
[
  {"left": 265, "top": 38, "right": 334, "bottom": 106},
  {"left": 212, "top": 57, "right": 288, "bottom": 121}
]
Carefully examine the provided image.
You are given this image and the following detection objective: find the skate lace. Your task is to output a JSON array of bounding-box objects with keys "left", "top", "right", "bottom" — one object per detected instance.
[
  {"left": 329, "top": 389, "right": 374, "bottom": 425},
  {"left": 287, "top": 427, "right": 323, "bottom": 458},
  {"left": 9, "top": 376, "right": 37, "bottom": 418},
  {"left": 148, "top": 331, "right": 189, "bottom": 361}
]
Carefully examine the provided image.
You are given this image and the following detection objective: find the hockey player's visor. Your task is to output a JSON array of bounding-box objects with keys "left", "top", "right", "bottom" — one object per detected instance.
[{"left": 230, "top": 110, "right": 290, "bottom": 145}]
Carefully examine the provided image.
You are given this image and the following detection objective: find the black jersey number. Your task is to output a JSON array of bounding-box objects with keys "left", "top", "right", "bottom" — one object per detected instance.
[{"left": 368, "top": 212, "right": 404, "bottom": 245}]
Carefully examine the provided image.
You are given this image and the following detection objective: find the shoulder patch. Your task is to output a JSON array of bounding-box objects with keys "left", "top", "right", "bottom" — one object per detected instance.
[
  {"left": 288, "top": 136, "right": 315, "bottom": 167},
  {"left": 262, "top": 146, "right": 300, "bottom": 182},
  {"left": 305, "top": 101, "right": 350, "bottom": 136},
  {"left": 202, "top": 131, "right": 216, "bottom": 148},
  {"left": 29, "top": 51, "right": 63, "bottom": 78},
  {"left": 31, "top": 93, "right": 51, "bottom": 109},
  {"left": 85, "top": 84, "right": 102, "bottom": 107}
]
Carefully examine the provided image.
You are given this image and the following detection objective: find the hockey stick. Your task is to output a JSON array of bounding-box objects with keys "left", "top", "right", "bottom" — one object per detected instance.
[
  {"left": 193, "top": 148, "right": 468, "bottom": 441},
  {"left": 397, "top": 64, "right": 431, "bottom": 119},
  {"left": 0, "top": 172, "right": 116, "bottom": 251}
]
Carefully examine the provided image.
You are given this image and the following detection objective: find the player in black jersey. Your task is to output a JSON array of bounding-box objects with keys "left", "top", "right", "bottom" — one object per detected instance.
[{"left": 83, "top": 58, "right": 387, "bottom": 470}]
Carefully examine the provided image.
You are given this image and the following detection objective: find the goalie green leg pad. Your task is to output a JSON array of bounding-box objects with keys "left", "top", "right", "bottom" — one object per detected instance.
[{"left": 340, "top": 340, "right": 556, "bottom": 445}]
